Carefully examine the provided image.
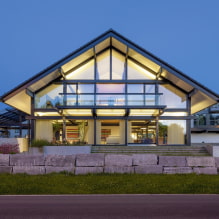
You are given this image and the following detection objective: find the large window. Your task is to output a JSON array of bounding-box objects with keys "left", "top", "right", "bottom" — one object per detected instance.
[
  {"left": 127, "top": 60, "right": 156, "bottom": 80},
  {"left": 66, "top": 60, "right": 94, "bottom": 80},
  {"left": 159, "top": 120, "right": 186, "bottom": 145},
  {"left": 96, "top": 50, "right": 110, "bottom": 80},
  {"left": 112, "top": 50, "right": 125, "bottom": 80},
  {"left": 159, "top": 84, "right": 186, "bottom": 108},
  {"left": 35, "top": 84, "right": 63, "bottom": 108}
]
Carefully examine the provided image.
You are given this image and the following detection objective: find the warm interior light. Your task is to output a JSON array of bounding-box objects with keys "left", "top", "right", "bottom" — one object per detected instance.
[
  {"left": 96, "top": 109, "right": 125, "bottom": 116},
  {"left": 130, "top": 109, "right": 159, "bottom": 116},
  {"left": 63, "top": 109, "right": 92, "bottom": 116},
  {"left": 161, "top": 112, "right": 187, "bottom": 116},
  {"left": 35, "top": 112, "right": 60, "bottom": 116}
]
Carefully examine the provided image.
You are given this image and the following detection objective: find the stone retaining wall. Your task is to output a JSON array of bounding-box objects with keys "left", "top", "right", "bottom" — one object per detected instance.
[{"left": 0, "top": 153, "right": 219, "bottom": 175}]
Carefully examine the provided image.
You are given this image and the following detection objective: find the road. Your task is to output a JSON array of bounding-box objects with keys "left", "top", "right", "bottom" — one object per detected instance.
[{"left": 0, "top": 194, "right": 219, "bottom": 218}]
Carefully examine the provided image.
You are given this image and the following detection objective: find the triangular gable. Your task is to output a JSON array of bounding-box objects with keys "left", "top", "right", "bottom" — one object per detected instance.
[{"left": 1, "top": 29, "right": 218, "bottom": 114}]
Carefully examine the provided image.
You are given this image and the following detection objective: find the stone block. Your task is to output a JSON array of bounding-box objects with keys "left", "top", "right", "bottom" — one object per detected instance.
[
  {"left": 10, "top": 154, "right": 45, "bottom": 166},
  {"left": 45, "top": 155, "right": 75, "bottom": 167},
  {"left": 105, "top": 154, "right": 132, "bottom": 167},
  {"left": 186, "top": 157, "right": 215, "bottom": 167},
  {"left": 193, "top": 167, "right": 218, "bottom": 175},
  {"left": 104, "top": 166, "right": 134, "bottom": 174},
  {"left": 0, "top": 154, "right": 9, "bottom": 166},
  {"left": 13, "top": 166, "right": 45, "bottom": 175},
  {"left": 163, "top": 167, "right": 193, "bottom": 174},
  {"left": 45, "top": 166, "right": 75, "bottom": 174},
  {"left": 135, "top": 165, "right": 163, "bottom": 174},
  {"left": 159, "top": 156, "right": 186, "bottom": 167},
  {"left": 76, "top": 154, "right": 104, "bottom": 167},
  {"left": 75, "top": 167, "right": 103, "bottom": 175},
  {"left": 0, "top": 166, "right": 12, "bottom": 173},
  {"left": 132, "top": 154, "right": 157, "bottom": 166},
  {"left": 214, "top": 157, "right": 219, "bottom": 167}
]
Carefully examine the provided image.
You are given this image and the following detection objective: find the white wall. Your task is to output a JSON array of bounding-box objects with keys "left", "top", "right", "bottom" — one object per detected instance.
[
  {"left": 191, "top": 133, "right": 219, "bottom": 143},
  {"left": 35, "top": 120, "right": 53, "bottom": 141}
]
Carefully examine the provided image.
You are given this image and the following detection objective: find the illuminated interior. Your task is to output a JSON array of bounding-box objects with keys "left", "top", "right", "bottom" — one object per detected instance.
[{"left": 2, "top": 30, "right": 218, "bottom": 146}]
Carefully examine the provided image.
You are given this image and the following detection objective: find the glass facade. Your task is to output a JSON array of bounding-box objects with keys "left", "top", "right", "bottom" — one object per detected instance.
[{"left": 33, "top": 36, "right": 191, "bottom": 146}]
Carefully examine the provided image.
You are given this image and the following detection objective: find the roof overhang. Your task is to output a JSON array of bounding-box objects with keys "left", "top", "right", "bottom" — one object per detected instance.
[{"left": 1, "top": 29, "right": 218, "bottom": 114}]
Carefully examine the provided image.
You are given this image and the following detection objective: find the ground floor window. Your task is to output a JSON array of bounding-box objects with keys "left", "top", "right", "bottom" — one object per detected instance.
[
  {"left": 128, "top": 120, "right": 156, "bottom": 144},
  {"left": 159, "top": 120, "right": 186, "bottom": 145},
  {"left": 35, "top": 118, "right": 188, "bottom": 145}
]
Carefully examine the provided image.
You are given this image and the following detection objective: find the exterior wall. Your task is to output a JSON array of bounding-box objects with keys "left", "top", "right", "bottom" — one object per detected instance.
[
  {"left": 0, "top": 138, "right": 28, "bottom": 152},
  {"left": 191, "top": 133, "right": 219, "bottom": 143},
  {"left": 35, "top": 120, "right": 53, "bottom": 141},
  {"left": 0, "top": 154, "right": 218, "bottom": 175},
  {"left": 119, "top": 120, "right": 125, "bottom": 144},
  {"left": 96, "top": 120, "right": 101, "bottom": 144},
  {"left": 87, "top": 120, "right": 94, "bottom": 144},
  {"left": 168, "top": 123, "right": 184, "bottom": 144}
]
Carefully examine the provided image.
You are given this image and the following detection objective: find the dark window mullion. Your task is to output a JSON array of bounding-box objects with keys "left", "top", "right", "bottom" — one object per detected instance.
[{"left": 110, "top": 45, "right": 112, "bottom": 80}]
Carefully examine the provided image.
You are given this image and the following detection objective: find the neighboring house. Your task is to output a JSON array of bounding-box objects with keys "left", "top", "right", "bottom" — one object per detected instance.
[
  {"left": 0, "top": 108, "right": 29, "bottom": 138},
  {"left": 192, "top": 103, "right": 219, "bottom": 143},
  {"left": 0, "top": 29, "right": 218, "bottom": 146}
]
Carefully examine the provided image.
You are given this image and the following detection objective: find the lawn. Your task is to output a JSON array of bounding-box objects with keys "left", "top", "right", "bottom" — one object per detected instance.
[{"left": 0, "top": 173, "right": 219, "bottom": 194}]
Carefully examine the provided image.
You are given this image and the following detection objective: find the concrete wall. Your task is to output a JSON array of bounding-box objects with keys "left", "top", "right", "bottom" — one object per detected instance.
[
  {"left": 0, "top": 153, "right": 218, "bottom": 175},
  {"left": 35, "top": 120, "right": 53, "bottom": 141},
  {"left": 0, "top": 138, "right": 28, "bottom": 152},
  {"left": 191, "top": 133, "right": 219, "bottom": 143}
]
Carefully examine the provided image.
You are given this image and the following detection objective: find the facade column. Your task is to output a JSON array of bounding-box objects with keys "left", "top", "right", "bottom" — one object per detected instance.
[
  {"left": 96, "top": 120, "right": 101, "bottom": 144},
  {"left": 62, "top": 116, "right": 66, "bottom": 143},
  {"left": 119, "top": 120, "right": 125, "bottom": 144},
  {"left": 155, "top": 116, "right": 159, "bottom": 145},
  {"left": 186, "top": 95, "right": 191, "bottom": 145}
]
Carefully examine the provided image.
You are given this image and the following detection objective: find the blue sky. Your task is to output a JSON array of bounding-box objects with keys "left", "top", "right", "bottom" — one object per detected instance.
[{"left": 0, "top": 0, "right": 219, "bottom": 109}]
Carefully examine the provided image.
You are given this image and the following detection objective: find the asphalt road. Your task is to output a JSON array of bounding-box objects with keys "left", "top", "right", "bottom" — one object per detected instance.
[{"left": 0, "top": 194, "right": 219, "bottom": 219}]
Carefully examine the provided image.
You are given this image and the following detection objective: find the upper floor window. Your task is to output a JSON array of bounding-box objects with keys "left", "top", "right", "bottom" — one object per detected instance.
[{"left": 159, "top": 84, "right": 187, "bottom": 108}]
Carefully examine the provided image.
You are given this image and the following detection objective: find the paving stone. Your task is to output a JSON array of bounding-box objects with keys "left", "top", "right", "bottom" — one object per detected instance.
[
  {"left": 105, "top": 154, "right": 132, "bottom": 167},
  {"left": 13, "top": 166, "right": 45, "bottom": 175},
  {"left": 186, "top": 157, "right": 215, "bottom": 167},
  {"left": 163, "top": 167, "right": 193, "bottom": 174},
  {"left": 10, "top": 154, "right": 45, "bottom": 166},
  {"left": 193, "top": 167, "right": 218, "bottom": 175},
  {"left": 45, "top": 155, "right": 75, "bottom": 167},
  {"left": 45, "top": 166, "right": 75, "bottom": 174},
  {"left": 0, "top": 154, "right": 9, "bottom": 166},
  {"left": 0, "top": 166, "right": 12, "bottom": 173},
  {"left": 104, "top": 166, "right": 134, "bottom": 174},
  {"left": 75, "top": 167, "right": 103, "bottom": 175},
  {"left": 132, "top": 154, "right": 157, "bottom": 166},
  {"left": 76, "top": 154, "right": 104, "bottom": 167},
  {"left": 159, "top": 156, "right": 186, "bottom": 167},
  {"left": 135, "top": 165, "right": 163, "bottom": 174}
]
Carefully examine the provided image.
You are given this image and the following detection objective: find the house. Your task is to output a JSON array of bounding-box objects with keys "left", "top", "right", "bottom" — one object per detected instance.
[
  {"left": 1, "top": 29, "right": 218, "bottom": 146},
  {"left": 192, "top": 103, "right": 219, "bottom": 143}
]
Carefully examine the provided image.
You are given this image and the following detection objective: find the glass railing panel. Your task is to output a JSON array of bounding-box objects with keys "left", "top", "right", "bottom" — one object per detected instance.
[
  {"left": 96, "top": 95, "right": 125, "bottom": 106},
  {"left": 35, "top": 95, "right": 64, "bottom": 108},
  {"left": 66, "top": 95, "right": 77, "bottom": 106},
  {"left": 78, "top": 95, "right": 94, "bottom": 106},
  {"left": 127, "top": 95, "right": 144, "bottom": 105}
]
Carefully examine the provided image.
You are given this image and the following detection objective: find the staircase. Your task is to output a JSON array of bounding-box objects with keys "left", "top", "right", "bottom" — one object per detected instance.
[{"left": 91, "top": 146, "right": 210, "bottom": 156}]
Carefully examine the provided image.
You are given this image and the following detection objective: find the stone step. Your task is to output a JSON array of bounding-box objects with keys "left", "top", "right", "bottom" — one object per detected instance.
[{"left": 91, "top": 146, "right": 210, "bottom": 156}]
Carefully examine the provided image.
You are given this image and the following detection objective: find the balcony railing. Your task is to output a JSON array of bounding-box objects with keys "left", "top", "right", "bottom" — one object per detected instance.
[{"left": 35, "top": 94, "right": 162, "bottom": 108}]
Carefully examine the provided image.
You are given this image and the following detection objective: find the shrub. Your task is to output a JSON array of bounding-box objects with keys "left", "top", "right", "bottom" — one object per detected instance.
[
  {"left": 31, "top": 139, "right": 53, "bottom": 147},
  {"left": 0, "top": 143, "right": 20, "bottom": 154}
]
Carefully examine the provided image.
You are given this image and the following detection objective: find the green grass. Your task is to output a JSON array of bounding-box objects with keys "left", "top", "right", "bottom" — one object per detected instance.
[{"left": 0, "top": 173, "right": 219, "bottom": 194}]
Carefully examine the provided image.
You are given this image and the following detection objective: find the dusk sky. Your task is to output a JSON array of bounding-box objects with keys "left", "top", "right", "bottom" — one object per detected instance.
[{"left": 0, "top": 0, "right": 219, "bottom": 109}]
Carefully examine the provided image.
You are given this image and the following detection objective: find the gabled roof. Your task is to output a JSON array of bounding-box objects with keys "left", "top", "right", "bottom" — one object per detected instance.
[{"left": 1, "top": 29, "right": 219, "bottom": 114}]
